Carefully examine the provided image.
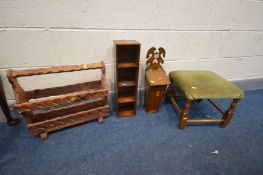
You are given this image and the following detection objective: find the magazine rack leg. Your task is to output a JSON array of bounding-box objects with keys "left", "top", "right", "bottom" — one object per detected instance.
[
  {"left": 98, "top": 117, "right": 104, "bottom": 123},
  {"left": 40, "top": 132, "right": 48, "bottom": 140}
]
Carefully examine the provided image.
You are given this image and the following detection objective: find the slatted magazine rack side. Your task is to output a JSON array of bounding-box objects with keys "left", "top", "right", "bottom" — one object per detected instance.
[{"left": 7, "top": 62, "right": 109, "bottom": 140}]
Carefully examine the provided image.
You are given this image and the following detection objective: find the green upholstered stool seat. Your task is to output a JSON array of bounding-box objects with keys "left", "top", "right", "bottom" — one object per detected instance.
[{"left": 169, "top": 70, "right": 244, "bottom": 100}]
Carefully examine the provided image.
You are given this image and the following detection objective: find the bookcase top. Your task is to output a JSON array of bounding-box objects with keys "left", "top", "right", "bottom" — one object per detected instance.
[{"left": 114, "top": 40, "right": 140, "bottom": 45}]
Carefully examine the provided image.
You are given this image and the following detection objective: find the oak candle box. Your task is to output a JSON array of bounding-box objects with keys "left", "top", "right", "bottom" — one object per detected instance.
[{"left": 144, "top": 47, "right": 170, "bottom": 113}]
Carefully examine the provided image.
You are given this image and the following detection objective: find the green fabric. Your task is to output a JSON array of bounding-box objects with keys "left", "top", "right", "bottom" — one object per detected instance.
[{"left": 169, "top": 70, "right": 244, "bottom": 100}]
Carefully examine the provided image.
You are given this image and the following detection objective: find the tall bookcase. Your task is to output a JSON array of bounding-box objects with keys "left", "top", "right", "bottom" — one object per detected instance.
[{"left": 114, "top": 40, "right": 140, "bottom": 117}]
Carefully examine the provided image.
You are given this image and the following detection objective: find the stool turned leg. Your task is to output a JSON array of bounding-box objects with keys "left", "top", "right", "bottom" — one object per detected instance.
[
  {"left": 220, "top": 99, "right": 240, "bottom": 128},
  {"left": 179, "top": 100, "right": 191, "bottom": 129}
]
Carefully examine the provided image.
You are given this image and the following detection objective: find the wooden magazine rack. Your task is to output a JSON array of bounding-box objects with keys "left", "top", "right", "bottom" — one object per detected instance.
[{"left": 7, "top": 62, "right": 109, "bottom": 140}]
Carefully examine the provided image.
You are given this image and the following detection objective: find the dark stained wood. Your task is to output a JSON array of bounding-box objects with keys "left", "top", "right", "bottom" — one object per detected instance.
[
  {"left": 10, "top": 63, "right": 103, "bottom": 78},
  {"left": 0, "top": 77, "right": 19, "bottom": 125},
  {"left": 117, "top": 110, "right": 136, "bottom": 117},
  {"left": 168, "top": 81, "right": 242, "bottom": 128},
  {"left": 118, "top": 81, "right": 136, "bottom": 87},
  {"left": 23, "top": 112, "right": 34, "bottom": 124},
  {"left": 146, "top": 69, "right": 170, "bottom": 86},
  {"left": 7, "top": 62, "right": 109, "bottom": 140},
  {"left": 117, "top": 68, "right": 137, "bottom": 82},
  {"left": 7, "top": 70, "right": 28, "bottom": 103},
  {"left": 15, "top": 89, "right": 108, "bottom": 112},
  {"left": 101, "top": 61, "right": 107, "bottom": 89},
  {"left": 220, "top": 99, "right": 240, "bottom": 128},
  {"left": 114, "top": 40, "right": 140, "bottom": 117},
  {"left": 114, "top": 40, "right": 140, "bottom": 45},
  {"left": 117, "top": 102, "right": 136, "bottom": 117},
  {"left": 27, "top": 81, "right": 101, "bottom": 99},
  {"left": 28, "top": 105, "right": 109, "bottom": 137},
  {"left": 117, "top": 96, "right": 136, "bottom": 103},
  {"left": 187, "top": 119, "right": 223, "bottom": 123},
  {"left": 117, "top": 63, "right": 138, "bottom": 68},
  {"left": 144, "top": 47, "right": 170, "bottom": 113},
  {"left": 168, "top": 93, "right": 182, "bottom": 114},
  {"left": 179, "top": 99, "right": 191, "bottom": 128},
  {"left": 33, "top": 100, "right": 105, "bottom": 122},
  {"left": 145, "top": 78, "right": 168, "bottom": 113},
  {"left": 146, "top": 47, "right": 165, "bottom": 70}
]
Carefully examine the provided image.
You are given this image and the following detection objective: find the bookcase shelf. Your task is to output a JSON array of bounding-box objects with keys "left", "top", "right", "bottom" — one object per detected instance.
[
  {"left": 117, "top": 96, "right": 136, "bottom": 103},
  {"left": 117, "top": 63, "right": 138, "bottom": 68},
  {"left": 117, "top": 102, "right": 136, "bottom": 117},
  {"left": 118, "top": 81, "right": 136, "bottom": 87},
  {"left": 114, "top": 40, "right": 140, "bottom": 117},
  {"left": 117, "top": 110, "right": 136, "bottom": 117}
]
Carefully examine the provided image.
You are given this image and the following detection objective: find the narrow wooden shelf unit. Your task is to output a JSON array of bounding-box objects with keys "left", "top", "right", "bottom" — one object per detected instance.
[{"left": 114, "top": 40, "right": 140, "bottom": 117}]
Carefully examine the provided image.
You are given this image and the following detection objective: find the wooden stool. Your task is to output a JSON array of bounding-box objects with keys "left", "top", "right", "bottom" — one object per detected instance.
[{"left": 167, "top": 70, "right": 244, "bottom": 128}]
